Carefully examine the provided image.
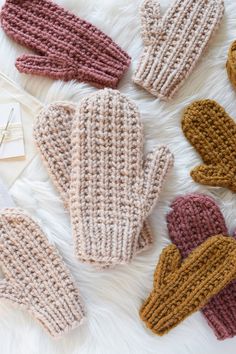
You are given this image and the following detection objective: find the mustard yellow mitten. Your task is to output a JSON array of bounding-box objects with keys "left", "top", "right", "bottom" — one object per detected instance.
[
  {"left": 226, "top": 40, "right": 236, "bottom": 89},
  {"left": 182, "top": 100, "right": 236, "bottom": 192},
  {"left": 140, "top": 236, "right": 236, "bottom": 335}
]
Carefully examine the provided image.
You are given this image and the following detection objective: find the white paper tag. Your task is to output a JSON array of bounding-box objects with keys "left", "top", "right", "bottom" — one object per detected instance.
[{"left": 0, "top": 103, "right": 25, "bottom": 160}]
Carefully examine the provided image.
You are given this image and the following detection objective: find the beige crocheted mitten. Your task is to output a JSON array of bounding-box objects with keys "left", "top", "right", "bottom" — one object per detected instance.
[
  {"left": 34, "top": 103, "right": 154, "bottom": 257},
  {"left": 70, "top": 89, "right": 174, "bottom": 267},
  {"left": 133, "top": 0, "right": 224, "bottom": 100},
  {"left": 0, "top": 209, "right": 85, "bottom": 337}
]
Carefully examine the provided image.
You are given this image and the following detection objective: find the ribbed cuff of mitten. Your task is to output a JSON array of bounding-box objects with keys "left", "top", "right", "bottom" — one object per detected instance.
[
  {"left": 34, "top": 297, "right": 85, "bottom": 338},
  {"left": 74, "top": 228, "right": 139, "bottom": 269},
  {"left": 202, "top": 285, "right": 236, "bottom": 340},
  {"left": 133, "top": 47, "right": 176, "bottom": 101},
  {"left": 133, "top": 47, "right": 166, "bottom": 99},
  {"left": 140, "top": 292, "right": 162, "bottom": 334}
]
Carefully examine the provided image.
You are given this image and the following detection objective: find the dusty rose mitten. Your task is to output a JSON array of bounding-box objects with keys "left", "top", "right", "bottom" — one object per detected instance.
[
  {"left": 167, "top": 194, "right": 236, "bottom": 340},
  {"left": 34, "top": 103, "right": 153, "bottom": 257},
  {"left": 0, "top": 208, "right": 85, "bottom": 337},
  {"left": 0, "top": 0, "right": 131, "bottom": 88},
  {"left": 70, "top": 89, "right": 174, "bottom": 267},
  {"left": 133, "top": 0, "right": 224, "bottom": 100}
]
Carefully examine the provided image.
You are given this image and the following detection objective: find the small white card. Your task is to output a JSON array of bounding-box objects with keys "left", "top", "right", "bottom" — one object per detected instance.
[{"left": 0, "top": 103, "right": 25, "bottom": 160}]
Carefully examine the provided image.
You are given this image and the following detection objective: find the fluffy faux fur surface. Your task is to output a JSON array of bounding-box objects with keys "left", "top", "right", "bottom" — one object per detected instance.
[{"left": 0, "top": 0, "right": 236, "bottom": 353}]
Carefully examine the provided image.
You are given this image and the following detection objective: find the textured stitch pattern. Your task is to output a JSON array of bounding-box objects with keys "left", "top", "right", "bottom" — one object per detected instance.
[
  {"left": 133, "top": 0, "right": 224, "bottom": 100},
  {"left": 0, "top": 208, "right": 85, "bottom": 338},
  {"left": 226, "top": 40, "right": 236, "bottom": 89},
  {"left": 0, "top": 0, "right": 131, "bottom": 88},
  {"left": 167, "top": 194, "right": 236, "bottom": 340},
  {"left": 70, "top": 89, "right": 174, "bottom": 267},
  {"left": 140, "top": 235, "right": 236, "bottom": 336},
  {"left": 34, "top": 102, "right": 154, "bottom": 258},
  {"left": 182, "top": 100, "right": 236, "bottom": 192}
]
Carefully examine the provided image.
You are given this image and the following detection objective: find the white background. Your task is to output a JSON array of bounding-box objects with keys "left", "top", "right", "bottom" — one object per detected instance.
[{"left": 0, "top": 0, "right": 236, "bottom": 353}]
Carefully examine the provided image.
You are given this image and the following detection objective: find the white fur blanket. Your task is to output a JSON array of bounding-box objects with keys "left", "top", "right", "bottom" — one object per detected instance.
[{"left": 0, "top": 0, "right": 236, "bottom": 353}]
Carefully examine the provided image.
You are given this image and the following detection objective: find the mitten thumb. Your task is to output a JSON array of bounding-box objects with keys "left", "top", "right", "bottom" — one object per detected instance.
[
  {"left": 191, "top": 164, "right": 236, "bottom": 192},
  {"left": 142, "top": 145, "right": 173, "bottom": 216},
  {"left": 140, "top": 0, "right": 162, "bottom": 44},
  {"left": 15, "top": 54, "right": 77, "bottom": 81},
  {"left": 153, "top": 244, "right": 181, "bottom": 289}
]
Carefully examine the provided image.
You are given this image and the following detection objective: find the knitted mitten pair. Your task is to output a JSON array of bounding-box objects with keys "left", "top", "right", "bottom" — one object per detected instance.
[
  {"left": 182, "top": 100, "right": 236, "bottom": 192},
  {"left": 140, "top": 194, "right": 236, "bottom": 339},
  {"left": 0, "top": 0, "right": 130, "bottom": 88},
  {"left": 34, "top": 89, "right": 174, "bottom": 268}
]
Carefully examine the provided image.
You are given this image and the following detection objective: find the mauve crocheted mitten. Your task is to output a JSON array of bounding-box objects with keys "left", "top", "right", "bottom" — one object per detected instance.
[
  {"left": 167, "top": 194, "right": 236, "bottom": 340},
  {"left": 0, "top": 209, "right": 85, "bottom": 337},
  {"left": 133, "top": 0, "right": 224, "bottom": 100},
  {"left": 70, "top": 89, "right": 174, "bottom": 267},
  {"left": 140, "top": 236, "right": 236, "bottom": 336},
  {"left": 182, "top": 100, "right": 236, "bottom": 192},
  {"left": 0, "top": 0, "right": 131, "bottom": 88},
  {"left": 34, "top": 102, "right": 153, "bottom": 257}
]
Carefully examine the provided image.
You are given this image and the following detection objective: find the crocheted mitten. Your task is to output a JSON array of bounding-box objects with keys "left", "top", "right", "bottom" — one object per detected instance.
[
  {"left": 70, "top": 89, "right": 174, "bottom": 267},
  {"left": 0, "top": 209, "right": 85, "bottom": 337},
  {"left": 182, "top": 100, "right": 236, "bottom": 192},
  {"left": 0, "top": 0, "right": 130, "bottom": 88},
  {"left": 226, "top": 41, "right": 236, "bottom": 89},
  {"left": 133, "top": 0, "right": 224, "bottom": 100},
  {"left": 34, "top": 103, "right": 153, "bottom": 257},
  {"left": 167, "top": 194, "right": 236, "bottom": 340},
  {"left": 140, "top": 235, "right": 236, "bottom": 336}
]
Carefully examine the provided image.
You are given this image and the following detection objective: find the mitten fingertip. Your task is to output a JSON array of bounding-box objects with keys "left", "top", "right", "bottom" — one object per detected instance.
[
  {"left": 140, "top": 0, "right": 161, "bottom": 21},
  {"left": 140, "top": 0, "right": 162, "bottom": 44}
]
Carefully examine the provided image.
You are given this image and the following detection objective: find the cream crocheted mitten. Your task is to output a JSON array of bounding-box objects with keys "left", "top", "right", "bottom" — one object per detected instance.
[
  {"left": 133, "top": 0, "right": 224, "bottom": 100},
  {"left": 0, "top": 209, "right": 85, "bottom": 337},
  {"left": 34, "top": 102, "right": 154, "bottom": 259},
  {"left": 70, "top": 89, "right": 174, "bottom": 267}
]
